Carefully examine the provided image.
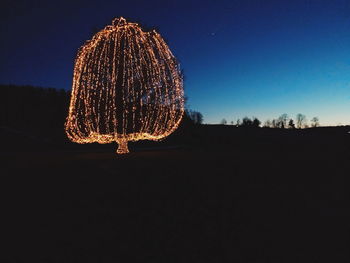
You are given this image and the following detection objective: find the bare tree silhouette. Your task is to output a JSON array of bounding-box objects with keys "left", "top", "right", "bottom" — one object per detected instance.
[
  {"left": 296, "top": 113, "right": 307, "bottom": 129},
  {"left": 187, "top": 110, "right": 203, "bottom": 125},
  {"left": 252, "top": 117, "right": 261, "bottom": 128},
  {"left": 220, "top": 118, "right": 227, "bottom": 125},
  {"left": 311, "top": 117, "right": 320, "bottom": 127},
  {"left": 263, "top": 119, "right": 272, "bottom": 128},
  {"left": 278, "top": 114, "right": 288, "bottom": 129},
  {"left": 288, "top": 119, "right": 295, "bottom": 129}
]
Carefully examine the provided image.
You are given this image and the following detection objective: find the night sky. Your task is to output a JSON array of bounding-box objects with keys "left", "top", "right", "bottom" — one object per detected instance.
[{"left": 1, "top": 0, "right": 350, "bottom": 125}]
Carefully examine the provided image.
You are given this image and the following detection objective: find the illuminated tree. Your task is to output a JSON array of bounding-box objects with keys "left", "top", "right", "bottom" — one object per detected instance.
[{"left": 65, "top": 17, "right": 184, "bottom": 154}]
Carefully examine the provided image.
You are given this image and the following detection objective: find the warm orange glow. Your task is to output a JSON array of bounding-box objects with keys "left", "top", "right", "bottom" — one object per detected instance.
[{"left": 65, "top": 17, "right": 184, "bottom": 154}]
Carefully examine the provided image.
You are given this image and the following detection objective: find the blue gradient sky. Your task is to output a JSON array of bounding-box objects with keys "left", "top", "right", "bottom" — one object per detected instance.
[{"left": 1, "top": 0, "right": 350, "bottom": 125}]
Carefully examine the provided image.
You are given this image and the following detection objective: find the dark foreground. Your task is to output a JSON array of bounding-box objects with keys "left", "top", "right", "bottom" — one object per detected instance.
[{"left": 1, "top": 127, "right": 349, "bottom": 262}]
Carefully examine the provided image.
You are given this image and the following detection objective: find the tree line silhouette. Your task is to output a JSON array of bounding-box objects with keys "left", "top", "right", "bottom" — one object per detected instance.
[
  {"left": 0, "top": 84, "right": 332, "bottom": 145},
  {"left": 0, "top": 85, "right": 202, "bottom": 143},
  {"left": 223, "top": 113, "right": 320, "bottom": 129},
  {"left": 0, "top": 85, "right": 70, "bottom": 134}
]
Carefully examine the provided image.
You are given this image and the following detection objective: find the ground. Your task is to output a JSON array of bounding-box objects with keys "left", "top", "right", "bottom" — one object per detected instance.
[{"left": 1, "top": 126, "right": 349, "bottom": 262}]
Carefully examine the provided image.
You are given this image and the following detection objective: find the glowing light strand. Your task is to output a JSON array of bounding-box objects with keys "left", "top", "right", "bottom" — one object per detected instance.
[{"left": 65, "top": 17, "right": 184, "bottom": 154}]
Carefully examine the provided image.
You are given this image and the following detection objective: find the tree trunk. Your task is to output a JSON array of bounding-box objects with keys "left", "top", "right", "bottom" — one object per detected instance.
[{"left": 116, "top": 139, "right": 129, "bottom": 154}]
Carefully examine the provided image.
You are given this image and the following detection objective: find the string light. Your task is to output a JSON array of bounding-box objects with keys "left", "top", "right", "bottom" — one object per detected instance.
[{"left": 65, "top": 17, "right": 184, "bottom": 154}]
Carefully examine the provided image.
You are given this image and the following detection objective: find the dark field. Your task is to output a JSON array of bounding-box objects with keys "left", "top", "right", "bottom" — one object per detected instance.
[{"left": 1, "top": 125, "right": 349, "bottom": 262}]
